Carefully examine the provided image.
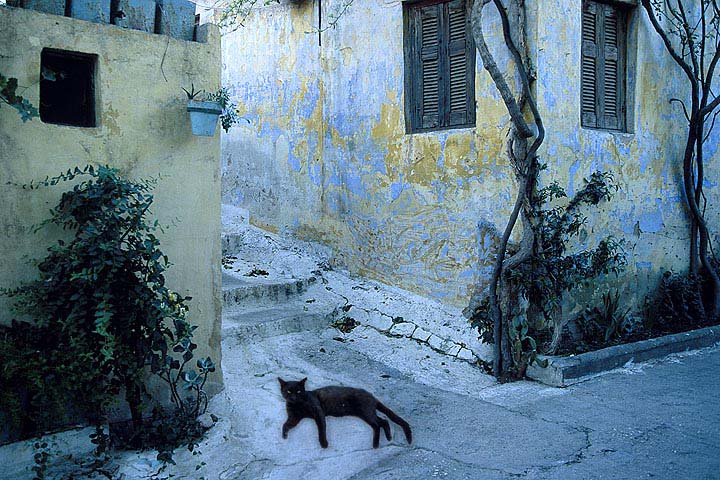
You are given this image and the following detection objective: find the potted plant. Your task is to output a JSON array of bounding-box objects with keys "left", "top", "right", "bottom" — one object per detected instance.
[
  {"left": 185, "top": 85, "right": 222, "bottom": 137},
  {"left": 206, "top": 87, "right": 242, "bottom": 133},
  {"left": 184, "top": 84, "right": 241, "bottom": 136}
]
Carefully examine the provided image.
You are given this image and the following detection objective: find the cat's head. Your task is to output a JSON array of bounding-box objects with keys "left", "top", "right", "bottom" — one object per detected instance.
[{"left": 278, "top": 377, "right": 307, "bottom": 402}]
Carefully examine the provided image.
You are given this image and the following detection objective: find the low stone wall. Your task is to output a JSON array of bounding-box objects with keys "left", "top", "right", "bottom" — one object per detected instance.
[{"left": 527, "top": 326, "right": 720, "bottom": 386}]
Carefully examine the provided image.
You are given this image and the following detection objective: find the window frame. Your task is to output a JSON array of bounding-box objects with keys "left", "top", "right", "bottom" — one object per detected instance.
[
  {"left": 403, "top": 0, "right": 476, "bottom": 134},
  {"left": 580, "top": 0, "right": 630, "bottom": 132},
  {"left": 40, "top": 48, "right": 99, "bottom": 128}
]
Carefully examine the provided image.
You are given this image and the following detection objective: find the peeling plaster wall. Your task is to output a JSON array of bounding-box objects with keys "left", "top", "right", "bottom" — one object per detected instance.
[
  {"left": 534, "top": 0, "right": 719, "bottom": 312},
  {"left": 221, "top": 0, "right": 325, "bottom": 234},
  {"left": 0, "top": 6, "right": 224, "bottom": 394},
  {"left": 222, "top": 0, "right": 719, "bottom": 313}
]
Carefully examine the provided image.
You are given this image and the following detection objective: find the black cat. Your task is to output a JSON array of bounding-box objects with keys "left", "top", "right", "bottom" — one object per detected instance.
[{"left": 278, "top": 377, "right": 412, "bottom": 449}]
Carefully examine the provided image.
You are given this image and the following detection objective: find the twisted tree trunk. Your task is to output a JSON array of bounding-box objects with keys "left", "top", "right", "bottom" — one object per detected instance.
[
  {"left": 469, "top": 0, "right": 544, "bottom": 376},
  {"left": 641, "top": 0, "right": 720, "bottom": 318}
]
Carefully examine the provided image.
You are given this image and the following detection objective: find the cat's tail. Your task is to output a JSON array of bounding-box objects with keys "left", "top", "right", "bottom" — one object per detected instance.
[{"left": 376, "top": 402, "right": 412, "bottom": 444}]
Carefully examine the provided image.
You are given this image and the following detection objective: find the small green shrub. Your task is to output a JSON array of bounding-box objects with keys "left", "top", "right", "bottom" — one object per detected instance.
[
  {"left": 573, "top": 290, "right": 630, "bottom": 347},
  {"left": 470, "top": 171, "right": 626, "bottom": 376},
  {"left": 1, "top": 165, "right": 213, "bottom": 464},
  {"left": 469, "top": 298, "right": 494, "bottom": 345},
  {"left": 648, "top": 270, "right": 714, "bottom": 333},
  {"left": 0, "top": 321, "right": 82, "bottom": 440},
  {"left": 206, "top": 87, "right": 242, "bottom": 133}
]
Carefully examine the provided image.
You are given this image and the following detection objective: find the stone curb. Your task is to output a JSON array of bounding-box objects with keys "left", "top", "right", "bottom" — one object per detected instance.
[{"left": 527, "top": 325, "right": 720, "bottom": 387}]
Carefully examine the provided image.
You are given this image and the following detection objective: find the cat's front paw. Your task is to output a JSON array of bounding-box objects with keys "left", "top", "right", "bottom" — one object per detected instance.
[
  {"left": 282, "top": 432, "right": 288, "bottom": 439},
  {"left": 320, "top": 439, "right": 329, "bottom": 449}
]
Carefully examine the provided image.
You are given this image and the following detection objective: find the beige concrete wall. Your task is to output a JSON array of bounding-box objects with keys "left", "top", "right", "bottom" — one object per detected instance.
[
  {"left": 221, "top": 0, "right": 719, "bottom": 316},
  {"left": 0, "top": 6, "right": 223, "bottom": 394}
]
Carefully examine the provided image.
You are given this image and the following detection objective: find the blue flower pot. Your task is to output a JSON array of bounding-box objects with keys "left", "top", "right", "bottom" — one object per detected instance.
[{"left": 187, "top": 100, "right": 222, "bottom": 137}]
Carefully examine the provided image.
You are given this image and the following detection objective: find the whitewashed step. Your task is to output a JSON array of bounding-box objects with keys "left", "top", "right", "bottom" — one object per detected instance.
[
  {"left": 222, "top": 272, "right": 317, "bottom": 309},
  {"left": 223, "top": 299, "right": 337, "bottom": 344}
]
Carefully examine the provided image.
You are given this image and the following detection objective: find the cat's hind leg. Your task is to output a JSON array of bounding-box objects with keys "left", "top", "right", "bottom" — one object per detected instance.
[
  {"left": 358, "top": 409, "right": 383, "bottom": 448},
  {"left": 371, "top": 422, "right": 381, "bottom": 448},
  {"left": 378, "top": 417, "right": 391, "bottom": 441}
]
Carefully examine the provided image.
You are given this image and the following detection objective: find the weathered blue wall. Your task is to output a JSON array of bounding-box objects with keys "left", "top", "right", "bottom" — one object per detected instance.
[{"left": 221, "top": 0, "right": 719, "bottom": 313}]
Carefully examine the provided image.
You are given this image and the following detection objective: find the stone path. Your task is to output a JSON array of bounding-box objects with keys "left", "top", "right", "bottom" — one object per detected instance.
[
  {"left": 220, "top": 217, "right": 491, "bottom": 365},
  {"left": 113, "top": 328, "right": 720, "bottom": 480},
  {"left": 106, "top": 218, "right": 720, "bottom": 480}
]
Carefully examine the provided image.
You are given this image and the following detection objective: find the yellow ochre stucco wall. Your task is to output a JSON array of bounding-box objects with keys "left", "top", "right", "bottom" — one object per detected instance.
[{"left": 0, "top": 6, "right": 224, "bottom": 394}]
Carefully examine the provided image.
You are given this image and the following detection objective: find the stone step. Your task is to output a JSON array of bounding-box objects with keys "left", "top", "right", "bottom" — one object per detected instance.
[
  {"left": 222, "top": 299, "right": 337, "bottom": 344},
  {"left": 221, "top": 230, "right": 328, "bottom": 272},
  {"left": 222, "top": 272, "right": 317, "bottom": 309},
  {"left": 222, "top": 231, "right": 289, "bottom": 258},
  {"left": 222, "top": 232, "right": 251, "bottom": 257}
]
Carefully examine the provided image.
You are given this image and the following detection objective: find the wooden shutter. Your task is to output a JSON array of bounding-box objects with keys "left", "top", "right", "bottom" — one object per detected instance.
[
  {"left": 417, "top": 4, "right": 441, "bottom": 130},
  {"left": 581, "top": 1, "right": 598, "bottom": 128},
  {"left": 404, "top": 0, "right": 475, "bottom": 132},
  {"left": 601, "top": 5, "right": 624, "bottom": 131},
  {"left": 447, "top": 0, "right": 474, "bottom": 127},
  {"left": 581, "top": 0, "right": 626, "bottom": 131}
]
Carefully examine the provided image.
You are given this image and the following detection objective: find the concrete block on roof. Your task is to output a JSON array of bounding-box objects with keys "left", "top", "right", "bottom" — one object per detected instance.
[
  {"left": 71, "top": 0, "right": 111, "bottom": 24},
  {"left": 158, "top": 0, "right": 196, "bottom": 41},
  {"left": 14, "top": 0, "right": 66, "bottom": 16},
  {"left": 113, "top": 0, "right": 155, "bottom": 33}
]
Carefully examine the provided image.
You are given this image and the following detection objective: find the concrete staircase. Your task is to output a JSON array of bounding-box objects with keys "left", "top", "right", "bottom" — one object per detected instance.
[
  {"left": 221, "top": 237, "right": 338, "bottom": 346},
  {"left": 219, "top": 204, "right": 491, "bottom": 364}
]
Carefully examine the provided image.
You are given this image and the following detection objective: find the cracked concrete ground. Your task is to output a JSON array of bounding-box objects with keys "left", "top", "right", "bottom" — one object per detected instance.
[
  {"left": 10, "top": 215, "right": 718, "bottom": 479},
  {"left": 107, "top": 329, "right": 720, "bottom": 480},
  {"left": 111, "top": 218, "right": 720, "bottom": 480}
]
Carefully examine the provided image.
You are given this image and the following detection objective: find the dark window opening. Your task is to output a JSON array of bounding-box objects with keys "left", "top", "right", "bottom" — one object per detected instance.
[
  {"left": 403, "top": 0, "right": 476, "bottom": 133},
  {"left": 581, "top": 0, "right": 629, "bottom": 132},
  {"left": 40, "top": 49, "right": 98, "bottom": 128}
]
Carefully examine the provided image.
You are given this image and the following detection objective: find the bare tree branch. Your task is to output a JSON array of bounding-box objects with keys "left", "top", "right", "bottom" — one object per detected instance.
[
  {"left": 642, "top": 0, "right": 699, "bottom": 86},
  {"left": 670, "top": 97, "right": 691, "bottom": 122},
  {"left": 491, "top": 0, "right": 545, "bottom": 158},
  {"left": 470, "top": 0, "right": 534, "bottom": 139},
  {"left": 703, "top": 108, "right": 720, "bottom": 142}
]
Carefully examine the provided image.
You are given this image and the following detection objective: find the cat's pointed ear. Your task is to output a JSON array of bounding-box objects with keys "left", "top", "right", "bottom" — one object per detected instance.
[
  {"left": 278, "top": 377, "right": 286, "bottom": 386},
  {"left": 300, "top": 377, "right": 307, "bottom": 387}
]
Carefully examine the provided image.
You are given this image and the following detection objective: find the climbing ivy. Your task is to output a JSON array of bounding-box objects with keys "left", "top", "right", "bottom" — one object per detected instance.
[
  {"left": 0, "top": 73, "right": 38, "bottom": 121},
  {"left": 1, "top": 165, "right": 213, "bottom": 465},
  {"left": 511, "top": 171, "right": 626, "bottom": 319}
]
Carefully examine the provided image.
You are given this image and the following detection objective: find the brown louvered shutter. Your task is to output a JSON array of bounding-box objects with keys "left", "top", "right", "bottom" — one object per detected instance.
[
  {"left": 418, "top": 4, "right": 441, "bottom": 129},
  {"left": 581, "top": 0, "right": 626, "bottom": 131},
  {"left": 404, "top": 0, "right": 475, "bottom": 132},
  {"left": 600, "top": 4, "right": 624, "bottom": 131},
  {"left": 447, "top": 0, "right": 474, "bottom": 126},
  {"left": 581, "top": 0, "right": 599, "bottom": 128}
]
